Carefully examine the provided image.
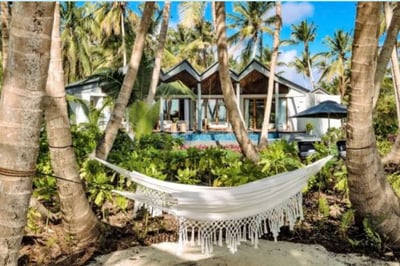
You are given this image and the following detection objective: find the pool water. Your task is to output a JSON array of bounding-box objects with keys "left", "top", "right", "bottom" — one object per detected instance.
[{"left": 172, "top": 131, "right": 279, "bottom": 143}]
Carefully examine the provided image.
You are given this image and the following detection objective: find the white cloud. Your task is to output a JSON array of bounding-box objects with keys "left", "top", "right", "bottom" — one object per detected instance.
[{"left": 282, "top": 2, "right": 314, "bottom": 25}]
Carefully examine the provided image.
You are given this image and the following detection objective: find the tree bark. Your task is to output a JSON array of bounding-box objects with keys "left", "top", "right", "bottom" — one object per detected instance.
[
  {"left": 259, "top": 2, "right": 281, "bottom": 149},
  {"left": 44, "top": 3, "right": 100, "bottom": 248},
  {"left": 347, "top": 2, "right": 400, "bottom": 248},
  {"left": 96, "top": 2, "right": 155, "bottom": 160},
  {"left": 0, "top": 3, "right": 55, "bottom": 265},
  {"left": 214, "top": 2, "right": 259, "bottom": 163},
  {"left": 146, "top": 1, "right": 170, "bottom": 106}
]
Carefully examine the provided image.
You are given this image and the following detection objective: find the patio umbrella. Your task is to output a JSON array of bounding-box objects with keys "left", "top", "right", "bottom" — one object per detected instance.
[{"left": 291, "top": 100, "right": 347, "bottom": 129}]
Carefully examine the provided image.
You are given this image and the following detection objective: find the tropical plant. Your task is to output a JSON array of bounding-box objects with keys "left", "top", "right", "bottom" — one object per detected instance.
[
  {"left": 319, "top": 30, "right": 352, "bottom": 99},
  {"left": 146, "top": 0, "right": 171, "bottom": 106},
  {"left": 94, "top": 2, "right": 138, "bottom": 67},
  {"left": 287, "top": 51, "right": 324, "bottom": 87},
  {"left": 96, "top": 2, "right": 155, "bottom": 160},
  {"left": 288, "top": 20, "right": 318, "bottom": 90},
  {"left": 258, "top": 140, "right": 302, "bottom": 175},
  {"left": 128, "top": 100, "right": 160, "bottom": 140},
  {"left": 227, "top": 2, "right": 275, "bottom": 66},
  {"left": 61, "top": 2, "right": 98, "bottom": 83},
  {"left": 164, "top": 2, "right": 215, "bottom": 71}
]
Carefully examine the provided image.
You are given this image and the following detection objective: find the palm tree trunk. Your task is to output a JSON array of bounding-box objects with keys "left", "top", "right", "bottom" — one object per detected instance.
[
  {"left": 0, "top": 3, "right": 55, "bottom": 265},
  {"left": 382, "top": 3, "right": 400, "bottom": 164},
  {"left": 372, "top": 2, "right": 400, "bottom": 109},
  {"left": 348, "top": 2, "right": 400, "bottom": 248},
  {"left": 259, "top": 2, "right": 281, "bottom": 149},
  {"left": 1, "top": 2, "right": 10, "bottom": 71},
  {"left": 214, "top": 2, "right": 259, "bottom": 163},
  {"left": 120, "top": 2, "right": 127, "bottom": 66},
  {"left": 146, "top": 1, "right": 171, "bottom": 106},
  {"left": 96, "top": 2, "right": 155, "bottom": 160},
  {"left": 250, "top": 34, "right": 259, "bottom": 61},
  {"left": 45, "top": 3, "right": 100, "bottom": 248},
  {"left": 307, "top": 58, "right": 315, "bottom": 90}
]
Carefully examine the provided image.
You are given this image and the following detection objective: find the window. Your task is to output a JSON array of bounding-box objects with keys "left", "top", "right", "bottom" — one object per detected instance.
[{"left": 244, "top": 98, "right": 286, "bottom": 130}]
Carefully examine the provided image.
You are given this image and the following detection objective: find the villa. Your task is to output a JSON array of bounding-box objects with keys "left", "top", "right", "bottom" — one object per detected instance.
[{"left": 66, "top": 59, "right": 342, "bottom": 138}]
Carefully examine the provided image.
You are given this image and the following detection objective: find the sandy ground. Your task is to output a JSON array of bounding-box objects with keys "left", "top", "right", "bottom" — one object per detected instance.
[{"left": 87, "top": 239, "right": 400, "bottom": 266}]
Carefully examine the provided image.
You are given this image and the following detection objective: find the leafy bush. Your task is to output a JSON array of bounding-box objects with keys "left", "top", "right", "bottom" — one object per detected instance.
[{"left": 258, "top": 140, "right": 302, "bottom": 175}]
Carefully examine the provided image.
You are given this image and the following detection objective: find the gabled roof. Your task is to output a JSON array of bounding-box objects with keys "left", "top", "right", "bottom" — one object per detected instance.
[
  {"left": 66, "top": 59, "right": 310, "bottom": 96},
  {"left": 238, "top": 59, "right": 309, "bottom": 94},
  {"left": 310, "top": 87, "right": 332, "bottom": 95},
  {"left": 65, "top": 77, "right": 102, "bottom": 94}
]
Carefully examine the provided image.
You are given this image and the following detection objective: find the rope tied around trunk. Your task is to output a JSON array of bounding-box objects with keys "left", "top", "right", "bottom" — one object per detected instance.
[{"left": 0, "top": 166, "right": 36, "bottom": 177}]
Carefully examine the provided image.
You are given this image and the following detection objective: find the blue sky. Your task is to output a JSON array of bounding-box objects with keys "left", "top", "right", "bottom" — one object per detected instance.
[{"left": 129, "top": 1, "right": 357, "bottom": 89}]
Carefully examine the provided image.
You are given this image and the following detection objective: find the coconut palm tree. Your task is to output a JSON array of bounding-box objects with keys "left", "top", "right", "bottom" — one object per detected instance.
[
  {"left": 289, "top": 20, "right": 317, "bottom": 90},
  {"left": 96, "top": 2, "right": 155, "bottom": 160},
  {"left": 175, "top": 2, "right": 215, "bottom": 71},
  {"left": 61, "top": 2, "right": 98, "bottom": 83},
  {"left": 259, "top": 1, "right": 281, "bottom": 149},
  {"left": 287, "top": 51, "right": 323, "bottom": 86},
  {"left": 94, "top": 2, "right": 136, "bottom": 67},
  {"left": 347, "top": 1, "right": 400, "bottom": 247},
  {"left": 215, "top": 2, "right": 259, "bottom": 163},
  {"left": 319, "top": 30, "right": 352, "bottom": 99},
  {"left": 0, "top": 3, "right": 55, "bottom": 264},
  {"left": 44, "top": 3, "right": 100, "bottom": 248},
  {"left": 227, "top": 2, "right": 275, "bottom": 66},
  {"left": 146, "top": 1, "right": 171, "bottom": 106}
]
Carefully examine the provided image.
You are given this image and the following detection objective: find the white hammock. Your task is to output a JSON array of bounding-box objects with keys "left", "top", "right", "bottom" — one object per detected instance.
[{"left": 94, "top": 155, "right": 332, "bottom": 255}]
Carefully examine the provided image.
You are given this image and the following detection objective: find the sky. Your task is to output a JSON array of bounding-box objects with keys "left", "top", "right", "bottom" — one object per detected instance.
[{"left": 129, "top": 1, "right": 358, "bottom": 90}]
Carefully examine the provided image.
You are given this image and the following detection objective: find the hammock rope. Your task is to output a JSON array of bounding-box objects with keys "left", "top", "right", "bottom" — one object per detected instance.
[{"left": 93, "top": 155, "right": 332, "bottom": 255}]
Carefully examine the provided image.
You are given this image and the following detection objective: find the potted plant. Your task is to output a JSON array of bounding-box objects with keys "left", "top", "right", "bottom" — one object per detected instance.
[
  {"left": 171, "top": 117, "right": 178, "bottom": 132},
  {"left": 306, "top": 122, "right": 314, "bottom": 135}
]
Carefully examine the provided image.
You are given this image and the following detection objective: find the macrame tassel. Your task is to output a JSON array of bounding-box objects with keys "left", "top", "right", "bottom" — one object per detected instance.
[
  {"left": 190, "top": 226, "right": 195, "bottom": 246},
  {"left": 197, "top": 229, "right": 201, "bottom": 246},
  {"left": 218, "top": 228, "right": 223, "bottom": 246},
  {"left": 173, "top": 193, "right": 307, "bottom": 255},
  {"left": 177, "top": 218, "right": 186, "bottom": 255},
  {"left": 242, "top": 225, "right": 247, "bottom": 241}
]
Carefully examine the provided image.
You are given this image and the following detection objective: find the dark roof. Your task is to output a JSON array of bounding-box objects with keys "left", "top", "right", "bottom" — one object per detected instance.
[{"left": 66, "top": 59, "right": 310, "bottom": 96}]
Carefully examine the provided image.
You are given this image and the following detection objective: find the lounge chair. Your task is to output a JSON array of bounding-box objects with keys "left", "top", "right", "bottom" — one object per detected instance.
[
  {"left": 336, "top": 140, "right": 346, "bottom": 159},
  {"left": 208, "top": 121, "right": 229, "bottom": 131},
  {"left": 161, "top": 120, "right": 172, "bottom": 131},
  {"left": 297, "top": 141, "right": 317, "bottom": 159}
]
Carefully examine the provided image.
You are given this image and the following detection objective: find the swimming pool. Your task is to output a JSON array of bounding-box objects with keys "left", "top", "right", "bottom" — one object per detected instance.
[{"left": 172, "top": 131, "right": 279, "bottom": 143}]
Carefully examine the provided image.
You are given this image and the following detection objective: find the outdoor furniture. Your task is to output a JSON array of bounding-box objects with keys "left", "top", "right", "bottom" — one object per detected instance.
[
  {"left": 162, "top": 120, "right": 172, "bottom": 131},
  {"left": 208, "top": 121, "right": 229, "bottom": 131},
  {"left": 336, "top": 140, "right": 346, "bottom": 159},
  {"left": 297, "top": 140, "right": 317, "bottom": 159},
  {"left": 291, "top": 100, "right": 347, "bottom": 130},
  {"left": 94, "top": 155, "right": 332, "bottom": 255},
  {"left": 178, "top": 121, "right": 187, "bottom": 133}
]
